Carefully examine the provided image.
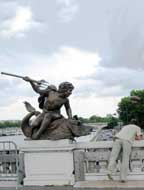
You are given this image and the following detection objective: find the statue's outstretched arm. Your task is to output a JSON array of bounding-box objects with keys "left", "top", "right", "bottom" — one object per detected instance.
[{"left": 23, "top": 76, "right": 48, "bottom": 95}]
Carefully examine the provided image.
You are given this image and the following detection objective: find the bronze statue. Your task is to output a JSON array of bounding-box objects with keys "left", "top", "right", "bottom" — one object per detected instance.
[
  {"left": 1, "top": 72, "right": 93, "bottom": 140},
  {"left": 23, "top": 76, "right": 74, "bottom": 139}
]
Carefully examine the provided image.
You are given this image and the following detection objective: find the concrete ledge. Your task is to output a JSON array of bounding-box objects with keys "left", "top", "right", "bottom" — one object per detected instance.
[
  {"left": 0, "top": 183, "right": 144, "bottom": 190},
  {"left": 0, "top": 181, "right": 17, "bottom": 187},
  {"left": 74, "top": 180, "right": 144, "bottom": 189}
]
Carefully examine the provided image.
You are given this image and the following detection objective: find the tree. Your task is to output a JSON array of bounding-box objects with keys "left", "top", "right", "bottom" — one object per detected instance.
[
  {"left": 89, "top": 115, "right": 103, "bottom": 123},
  {"left": 117, "top": 89, "right": 144, "bottom": 128},
  {"left": 0, "top": 120, "right": 21, "bottom": 128},
  {"left": 106, "top": 114, "right": 119, "bottom": 128}
]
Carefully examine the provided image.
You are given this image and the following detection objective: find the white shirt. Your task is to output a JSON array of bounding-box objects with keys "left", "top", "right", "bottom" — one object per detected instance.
[{"left": 115, "top": 124, "right": 142, "bottom": 143}]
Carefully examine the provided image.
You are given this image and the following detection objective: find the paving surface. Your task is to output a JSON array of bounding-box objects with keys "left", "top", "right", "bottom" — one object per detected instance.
[
  {"left": 74, "top": 180, "right": 144, "bottom": 189},
  {"left": 1, "top": 180, "right": 144, "bottom": 190}
]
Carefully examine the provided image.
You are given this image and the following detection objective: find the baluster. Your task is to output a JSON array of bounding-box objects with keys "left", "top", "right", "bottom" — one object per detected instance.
[
  {"left": 88, "top": 161, "right": 96, "bottom": 173},
  {"left": 95, "top": 161, "right": 100, "bottom": 173}
]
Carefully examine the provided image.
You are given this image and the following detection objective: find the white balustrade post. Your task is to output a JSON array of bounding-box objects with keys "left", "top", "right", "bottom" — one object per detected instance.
[{"left": 20, "top": 139, "right": 75, "bottom": 186}]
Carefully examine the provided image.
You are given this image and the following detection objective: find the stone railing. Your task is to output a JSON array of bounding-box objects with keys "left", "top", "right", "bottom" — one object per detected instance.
[
  {"left": 0, "top": 149, "right": 18, "bottom": 175},
  {"left": 1, "top": 139, "right": 144, "bottom": 186},
  {"left": 19, "top": 139, "right": 144, "bottom": 186},
  {"left": 74, "top": 140, "right": 144, "bottom": 181},
  {"left": 0, "top": 141, "right": 21, "bottom": 190}
]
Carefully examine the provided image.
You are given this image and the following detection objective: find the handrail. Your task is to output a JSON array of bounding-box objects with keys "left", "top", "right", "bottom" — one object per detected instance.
[{"left": 0, "top": 141, "right": 19, "bottom": 189}]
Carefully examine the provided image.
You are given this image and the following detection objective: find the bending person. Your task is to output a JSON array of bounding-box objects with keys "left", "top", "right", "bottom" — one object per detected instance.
[{"left": 107, "top": 119, "right": 143, "bottom": 182}]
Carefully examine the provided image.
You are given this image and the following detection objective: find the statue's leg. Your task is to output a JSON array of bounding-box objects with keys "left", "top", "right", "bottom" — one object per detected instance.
[
  {"left": 31, "top": 113, "right": 44, "bottom": 128},
  {"left": 32, "top": 113, "right": 52, "bottom": 139}
]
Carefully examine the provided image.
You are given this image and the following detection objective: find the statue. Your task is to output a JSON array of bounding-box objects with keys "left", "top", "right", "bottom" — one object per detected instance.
[{"left": 1, "top": 72, "right": 93, "bottom": 140}]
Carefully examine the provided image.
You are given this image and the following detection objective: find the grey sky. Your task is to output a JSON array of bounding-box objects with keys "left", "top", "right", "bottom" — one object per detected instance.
[{"left": 0, "top": 0, "right": 144, "bottom": 119}]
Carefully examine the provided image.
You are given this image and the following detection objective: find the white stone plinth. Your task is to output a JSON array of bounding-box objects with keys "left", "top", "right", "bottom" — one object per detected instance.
[{"left": 20, "top": 139, "right": 75, "bottom": 186}]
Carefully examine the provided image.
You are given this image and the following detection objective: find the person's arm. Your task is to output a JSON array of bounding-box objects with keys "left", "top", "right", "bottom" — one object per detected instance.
[
  {"left": 29, "top": 81, "right": 48, "bottom": 95},
  {"left": 23, "top": 76, "right": 48, "bottom": 95},
  {"left": 135, "top": 127, "right": 143, "bottom": 140},
  {"left": 135, "top": 135, "right": 143, "bottom": 140},
  {"left": 64, "top": 99, "right": 72, "bottom": 119}
]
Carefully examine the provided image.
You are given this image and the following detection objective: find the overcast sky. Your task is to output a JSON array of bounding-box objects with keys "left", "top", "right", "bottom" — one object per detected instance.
[{"left": 0, "top": 0, "right": 144, "bottom": 120}]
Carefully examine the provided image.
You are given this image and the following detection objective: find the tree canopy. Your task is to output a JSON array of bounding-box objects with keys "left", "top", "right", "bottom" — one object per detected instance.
[
  {"left": 0, "top": 120, "right": 21, "bottom": 128},
  {"left": 117, "top": 89, "right": 144, "bottom": 128},
  {"left": 0, "top": 115, "right": 119, "bottom": 128}
]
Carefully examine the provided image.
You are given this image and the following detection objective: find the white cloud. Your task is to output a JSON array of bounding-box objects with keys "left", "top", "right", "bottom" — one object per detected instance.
[
  {"left": 0, "top": 47, "right": 102, "bottom": 119},
  {"left": 1, "top": 45, "right": 143, "bottom": 119},
  {"left": 57, "top": 0, "right": 79, "bottom": 22},
  {"left": 0, "top": 6, "right": 40, "bottom": 38},
  {"left": 0, "top": 96, "right": 38, "bottom": 120},
  {"left": 70, "top": 95, "right": 121, "bottom": 118},
  {"left": 22, "top": 46, "right": 101, "bottom": 85},
  {"left": 0, "top": 0, "right": 144, "bottom": 120},
  {"left": 89, "top": 66, "right": 144, "bottom": 96},
  {"left": 49, "top": 47, "right": 101, "bottom": 79}
]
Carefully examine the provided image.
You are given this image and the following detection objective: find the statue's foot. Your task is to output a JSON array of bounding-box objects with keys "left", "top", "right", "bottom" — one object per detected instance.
[{"left": 31, "top": 133, "right": 39, "bottom": 140}]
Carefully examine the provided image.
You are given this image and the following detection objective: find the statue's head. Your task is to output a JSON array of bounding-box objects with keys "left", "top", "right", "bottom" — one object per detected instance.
[{"left": 58, "top": 82, "right": 74, "bottom": 97}]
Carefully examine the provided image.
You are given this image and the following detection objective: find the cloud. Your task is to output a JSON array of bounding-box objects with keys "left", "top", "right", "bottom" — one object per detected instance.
[
  {"left": 0, "top": 96, "right": 37, "bottom": 120},
  {"left": 0, "top": 78, "right": 10, "bottom": 90},
  {"left": 0, "top": 6, "right": 42, "bottom": 38},
  {"left": 0, "top": 47, "right": 101, "bottom": 108},
  {"left": 0, "top": 0, "right": 144, "bottom": 119},
  {"left": 102, "top": 0, "right": 144, "bottom": 70},
  {"left": 16, "top": 46, "right": 101, "bottom": 84},
  {"left": 48, "top": 47, "right": 101, "bottom": 79},
  {"left": 2, "top": 44, "right": 144, "bottom": 107},
  {"left": 71, "top": 95, "right": 121, "bottom": 118},
  {"left": 81, "top": 66, "right": 144, "bottom": 97},
  {"left": 0, "top": 76, "right": 34, "bottom": 106},
  {"left": 57, "top": 0, "right": 79, "bottom": 22}
]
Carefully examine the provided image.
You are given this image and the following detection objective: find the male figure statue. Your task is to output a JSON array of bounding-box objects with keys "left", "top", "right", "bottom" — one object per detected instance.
[
  {"left": 24, "top": 76, "right": 74, "bottom": 139},
  {"left": 107, "top": 120, "right": 143, "bottom": 182}
]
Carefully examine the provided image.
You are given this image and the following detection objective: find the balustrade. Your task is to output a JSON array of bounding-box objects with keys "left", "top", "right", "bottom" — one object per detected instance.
[{"left": 74, "top": 140, "right": 144, "bottom": 181}]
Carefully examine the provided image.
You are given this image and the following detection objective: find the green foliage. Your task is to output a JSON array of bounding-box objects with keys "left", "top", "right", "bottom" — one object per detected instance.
[
  {"left": 0, "top": 120, "right": 21, "bottom": 128},
  {"left": 78, "top": 117, "right": 89, "bottom": 123},
  {"left": 107, "top": 116, "right": 119, "bottom": 128},
  {"left": 78, "top": 114, "right": 119, "bottom": 128},
  {"left": 118, "top": 89, "right": 144, "bottom": 127},
  {"left": 89, "top": 115, "right": 107, "bottom": 123}
]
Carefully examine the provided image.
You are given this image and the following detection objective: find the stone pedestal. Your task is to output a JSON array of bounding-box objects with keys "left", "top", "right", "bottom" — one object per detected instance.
[{"left": 20, "top": 139, "right": 75, "bottom": 186}]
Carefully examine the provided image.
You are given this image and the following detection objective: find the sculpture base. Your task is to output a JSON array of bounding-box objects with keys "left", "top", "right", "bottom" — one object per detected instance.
[{"left": 20, "top": 139, "right": 75, "bottom": 186}]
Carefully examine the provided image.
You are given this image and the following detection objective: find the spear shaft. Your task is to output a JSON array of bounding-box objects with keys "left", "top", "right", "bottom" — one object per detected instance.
[{"left": 1, "top": 72, "right": 48, "bottom": 86}]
